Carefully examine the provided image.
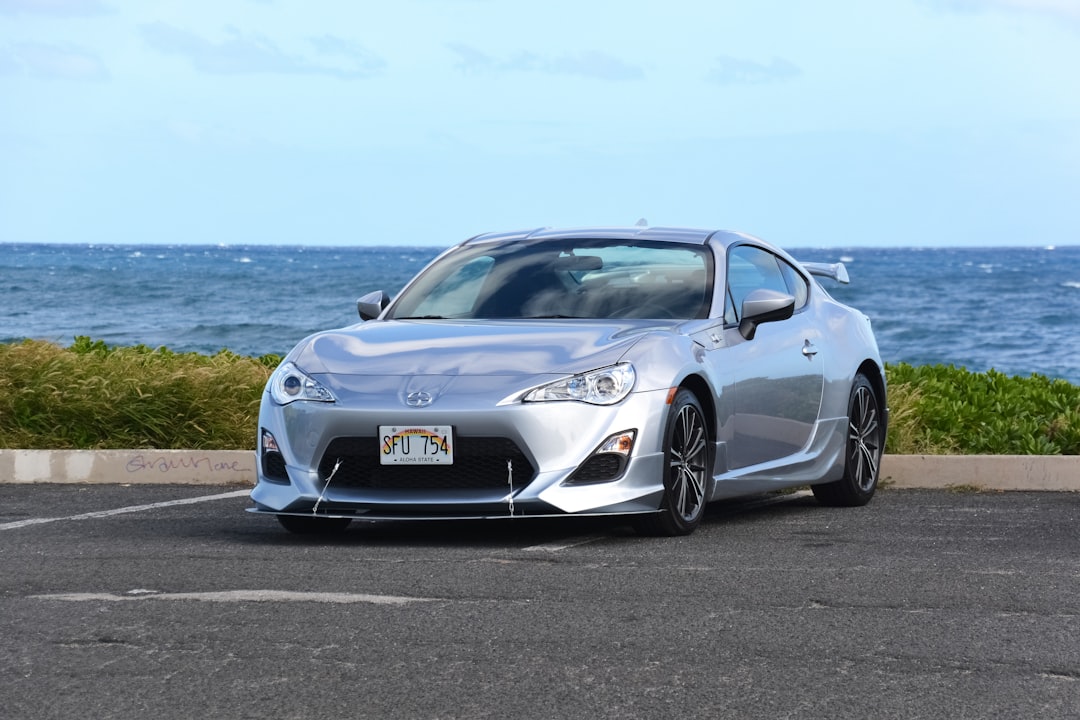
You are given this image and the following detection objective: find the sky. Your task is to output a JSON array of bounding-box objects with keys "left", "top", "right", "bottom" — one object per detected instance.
[{"left": 1, "top": 0, "right": 1079, "bottom": 248}]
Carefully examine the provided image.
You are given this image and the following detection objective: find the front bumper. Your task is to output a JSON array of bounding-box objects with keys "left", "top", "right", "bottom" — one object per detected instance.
[{"left": 250, "top": 385, "right": 673, "bottom": 519}]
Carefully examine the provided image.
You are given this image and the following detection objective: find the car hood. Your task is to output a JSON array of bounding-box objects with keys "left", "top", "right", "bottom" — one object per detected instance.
[{"left": 290, "top": 319, "right": 669, "bottom": 377}]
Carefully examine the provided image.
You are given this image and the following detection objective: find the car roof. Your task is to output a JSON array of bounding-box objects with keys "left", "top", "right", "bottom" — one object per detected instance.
[{"left": 462, "top": 226, "right": 761, "bottom": 249}]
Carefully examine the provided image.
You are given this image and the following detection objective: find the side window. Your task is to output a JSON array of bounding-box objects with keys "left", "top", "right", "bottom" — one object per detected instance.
[
  {"left": 725, "top": 245, "right": 789, "bottom": 323},
  {"left": 778, "top": 258, "right": 809, "bottom": 310}
]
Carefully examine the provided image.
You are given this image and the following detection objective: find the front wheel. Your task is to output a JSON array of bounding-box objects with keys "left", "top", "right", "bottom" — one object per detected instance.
[
  {"left": 634, "top": 389, "right": 710, "bottom": 536},
  {"left": 812, "top": 373, "right": 883, "bottom": 507},
  {"left": 276, "top": 514, "right": 352, "bottom": 535}
]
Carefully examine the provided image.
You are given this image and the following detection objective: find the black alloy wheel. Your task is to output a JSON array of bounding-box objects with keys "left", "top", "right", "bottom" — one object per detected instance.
[
  {"left": 812, "top": 373, "right": 883, "bottom": 507},
  {"left": 635, "top": 389, "right": 709, "bottom": 536}
]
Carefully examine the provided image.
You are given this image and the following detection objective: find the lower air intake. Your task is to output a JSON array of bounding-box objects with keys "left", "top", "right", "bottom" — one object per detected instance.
[{"left": 318, "top": 436, "right": 536, "bottom": 490}]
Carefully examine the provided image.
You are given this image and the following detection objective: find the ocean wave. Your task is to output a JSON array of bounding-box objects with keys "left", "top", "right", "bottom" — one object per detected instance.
[{"left": 3, "top": 243, "right": 1078, "bottom": 382}]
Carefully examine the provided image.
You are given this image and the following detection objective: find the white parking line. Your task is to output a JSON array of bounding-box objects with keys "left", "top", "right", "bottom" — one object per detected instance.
[
  {"left": 0, "top": 489, "right": 250, "bottom": 531},
  {"left": 31, "top": 589, "right": 439, "bottom": 605},
  {"left": 523, "top": 535, "right": 608, "bottom": 553}
]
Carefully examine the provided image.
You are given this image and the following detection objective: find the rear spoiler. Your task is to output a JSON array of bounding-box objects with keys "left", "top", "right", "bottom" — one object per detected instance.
[{"left": 801, "top": 261, "right": 850, "bottom": 284}]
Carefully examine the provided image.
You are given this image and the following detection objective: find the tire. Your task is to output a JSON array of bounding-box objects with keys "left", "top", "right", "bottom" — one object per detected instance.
[
  {"left": 634, "top": 389, "right": 710, "bottom": 536},
  {"left": 276, "top": 514, "right": 352, "bottom": 535},
  {"left": 812, "top": 374, "right": 883, "bottom": 507}
]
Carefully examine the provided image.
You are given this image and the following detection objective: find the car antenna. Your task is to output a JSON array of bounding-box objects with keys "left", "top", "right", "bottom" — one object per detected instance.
[{"left": 635, "top": 218, "right": 648, "bottom": 227}]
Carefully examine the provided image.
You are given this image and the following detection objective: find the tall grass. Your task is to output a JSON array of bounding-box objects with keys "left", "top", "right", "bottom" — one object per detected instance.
[
  {"left": 1, "top": 340, "right": 1077, "bottom": 454},
  {"left": 0, "top": 338, "right": 277, "bottom": 450}
]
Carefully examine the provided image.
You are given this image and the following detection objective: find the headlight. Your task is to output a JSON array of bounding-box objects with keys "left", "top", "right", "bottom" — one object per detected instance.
[
  {"left": 524, "top": 363, "right": 635, "bottom": 405},
  {"left": 269, "top": 362, "right": 336, "bottom": 405}
]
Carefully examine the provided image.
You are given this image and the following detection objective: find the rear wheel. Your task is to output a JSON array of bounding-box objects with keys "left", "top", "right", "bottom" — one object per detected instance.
[
  {"left": 812, "top": 374, "right": 883, "bottom": 507},
  {"left": 634, "top": 389, "right": 709, "bottom": 536},
  {"left": 276, "top": 514, "right": 352, "bottom": 535}
]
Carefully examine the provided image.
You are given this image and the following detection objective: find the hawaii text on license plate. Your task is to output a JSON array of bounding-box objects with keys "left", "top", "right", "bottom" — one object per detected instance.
[{"left": 379, "top": 425, "right": 454, "bottom": 465}]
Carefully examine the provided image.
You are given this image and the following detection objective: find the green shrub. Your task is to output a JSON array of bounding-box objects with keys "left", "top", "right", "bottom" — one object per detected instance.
[
  {"left": 1, "top": 340, "right": 1077, "bottom": 454},
  {"left": 884, "top": 363, "right": 1080, "bottom": 455}
]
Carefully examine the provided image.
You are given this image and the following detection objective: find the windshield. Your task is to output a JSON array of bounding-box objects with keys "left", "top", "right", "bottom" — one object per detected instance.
[{"left": 388, "top": 239, "right": 713, "bottom": 320}]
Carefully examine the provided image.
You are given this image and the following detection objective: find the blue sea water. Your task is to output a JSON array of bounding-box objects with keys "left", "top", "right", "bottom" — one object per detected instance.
[{"left": 2, "top": 243, "right": 1079, "bottom": 384}]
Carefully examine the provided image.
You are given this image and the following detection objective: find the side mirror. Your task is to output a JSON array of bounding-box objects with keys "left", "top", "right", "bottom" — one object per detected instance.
[
  {"left": 357, "top": 290, "right": 390, "bottom": 321},
  {"left": 738, "top": 289, "right": 795, "bottom": 340}
]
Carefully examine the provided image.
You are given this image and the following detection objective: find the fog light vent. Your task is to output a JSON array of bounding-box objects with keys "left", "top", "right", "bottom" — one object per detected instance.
[{"left": 565, "top": 430, "right": 635, "bottom": 485}]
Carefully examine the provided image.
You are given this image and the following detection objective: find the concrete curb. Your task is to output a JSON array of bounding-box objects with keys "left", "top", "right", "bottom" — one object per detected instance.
[
  {"left": 0, "top": 449, "right": 1077, "bottom": 491},
  {"left": 880, "top": 454, "right": 1079, "bottom": 492},
  {"left": 0, "top": 449, "right": 255, "bottom": 486}
]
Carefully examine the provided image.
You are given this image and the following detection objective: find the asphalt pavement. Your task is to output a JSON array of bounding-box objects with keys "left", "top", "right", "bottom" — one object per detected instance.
[{"left": 2, "top": 485, "right": 1079, "bottom": 719}]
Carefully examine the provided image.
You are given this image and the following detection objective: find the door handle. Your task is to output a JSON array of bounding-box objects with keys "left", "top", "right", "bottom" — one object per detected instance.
[{"left": 802, "top": 340, "right": 818, "bottom": 359}]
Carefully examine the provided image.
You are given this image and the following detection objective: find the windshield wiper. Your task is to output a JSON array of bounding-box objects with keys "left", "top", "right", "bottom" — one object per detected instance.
[{"left": 394, "top": 315, "right": 447, "bottom": 320}]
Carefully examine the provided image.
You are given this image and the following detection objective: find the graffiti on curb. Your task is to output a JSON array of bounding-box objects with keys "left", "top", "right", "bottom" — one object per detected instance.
[{"left": 125, "top": 454, "right": 252, "bottom": 475}]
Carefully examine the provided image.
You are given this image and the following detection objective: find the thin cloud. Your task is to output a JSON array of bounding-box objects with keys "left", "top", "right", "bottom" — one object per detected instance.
[
  {"left": 0, "top": 0, "right": 109, "bottom": 16},
  {"left": 308, "top": 33, "right": 385, "bottom": 69},
  {"left": 549, "top": 51, "right": 644, "bottom": 81},
  {"left": 925, "top": 0, "right": 1080, "bottom": 22},
  {"left": 446, "top": 43, "right": 493, "bottom": 70},
  {"left": 706, "top": 55, "right": 800, "bottom": 85},
  {"left": 3, "top": 42, "right": 109, "bottom": 81},
  {"left": 446, "top": 43, "right": 643, "bottom": 81},
  {"left": 139, "top": 23, "right": 385, "bottom": 79}
]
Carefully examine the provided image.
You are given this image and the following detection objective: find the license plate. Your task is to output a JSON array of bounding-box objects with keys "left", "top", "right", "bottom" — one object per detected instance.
[{"left": 379, "top": 425, "right": 454, "bottom": 465}]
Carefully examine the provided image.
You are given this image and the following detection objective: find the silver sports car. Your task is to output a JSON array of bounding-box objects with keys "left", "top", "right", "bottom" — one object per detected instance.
[{"left": 250, "top": 226, "right": 887, "bottom": 536}]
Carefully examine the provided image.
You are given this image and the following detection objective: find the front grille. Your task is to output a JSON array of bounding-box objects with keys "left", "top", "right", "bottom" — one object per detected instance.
[{"left": 318, "top": 436, "right": 536, "bottom": 490}]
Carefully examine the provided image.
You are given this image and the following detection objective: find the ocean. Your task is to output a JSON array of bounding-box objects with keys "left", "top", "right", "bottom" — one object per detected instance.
[{"left": 3, "top": 243, "right": 1079, "bottom": 384}]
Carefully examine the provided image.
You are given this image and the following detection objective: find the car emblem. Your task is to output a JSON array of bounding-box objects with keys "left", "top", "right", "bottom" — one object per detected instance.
[{"left": 405, "top": 391, "right": 434, "bottom": 407}]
